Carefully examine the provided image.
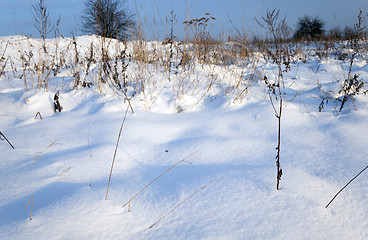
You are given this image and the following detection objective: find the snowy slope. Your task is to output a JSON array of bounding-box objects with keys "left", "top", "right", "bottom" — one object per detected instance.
[{"left": 0, "top": 36, "right": 368, "bottom": 239}]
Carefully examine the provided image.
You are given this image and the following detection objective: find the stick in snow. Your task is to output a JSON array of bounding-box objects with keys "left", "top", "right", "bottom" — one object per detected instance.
[
  {"left": 122, "top": 151, "right": 199, "bottom": 209},
  {"left": 325, "top": 165, "right": 368, "bottom": 208},
  {"left": 0, "top": 131, "right": 15, "bottom": 149},
  {"left": 33, "top": 140, "right": 61, "bottom": 161},
  {"left": 58, "top": 166, "right": 71, "bottom": 176},
  {"left": 105, "top": 105, "right": 130, "bottom": 200},
  {"left": 34, "top": 112, "right": 43, "bottom": 119},
  {"left": 26, "top": 196, "right": 34, "bottom": 220},
  {"left": 149, "top": 179, "right": 214, "bottom": 229}
]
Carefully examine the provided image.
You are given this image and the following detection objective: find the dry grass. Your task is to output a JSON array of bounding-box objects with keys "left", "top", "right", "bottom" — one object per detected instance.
[
  {"left": 26, "top": 196, "right": 34, "bottom": 220},
  {"left": 149, "top": 179, "right": 214, "bottom": 229},
  {"left": 122, "top": 151, "right": 198, "bottom": 210},
  {"left": 105, "top": 105, "right": 130, "bottom": 200},
  {"left": 0, "top": 9, "right": 366, "bottom": 112},
  {"left": 32, "top": 140, "right": 61, "bottom": 161}
]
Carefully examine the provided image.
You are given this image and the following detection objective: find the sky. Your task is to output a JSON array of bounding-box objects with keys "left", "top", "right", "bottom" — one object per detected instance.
[{"left": 0, "top": 0, "right": 367, "bottom": 40}]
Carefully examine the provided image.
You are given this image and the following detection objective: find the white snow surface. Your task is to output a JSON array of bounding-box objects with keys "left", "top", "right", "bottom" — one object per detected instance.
[{"left": 0, "top": 35, "right": 368, "bottom": 239}]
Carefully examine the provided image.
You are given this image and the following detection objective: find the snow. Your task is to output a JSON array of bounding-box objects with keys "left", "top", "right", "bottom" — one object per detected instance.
[{"left": 1, "top": 35, "right": 368, "bottom": 239}]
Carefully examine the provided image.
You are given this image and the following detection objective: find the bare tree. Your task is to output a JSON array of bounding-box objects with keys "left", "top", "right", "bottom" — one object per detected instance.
[
  {"left": 81, "top": 0, "right": 135, "bottom": 40},
  {"left": 32, "top": 0, "right": 53, "bottom": 44},
  {"left": 294, "top": 15, "right": 325, "bottom": 41}
]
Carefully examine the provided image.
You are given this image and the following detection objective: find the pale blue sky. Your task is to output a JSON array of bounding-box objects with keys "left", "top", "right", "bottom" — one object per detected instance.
[{"left": 0, "top": 0, "right": 367, "bottom": 39}]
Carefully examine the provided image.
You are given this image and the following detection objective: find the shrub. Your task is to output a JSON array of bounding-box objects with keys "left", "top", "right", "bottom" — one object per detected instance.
[
  {"left": 294, "top": 15, "right": 325, "bottom": 41},
  {"left": 327, "top": 27, "right": 343, "bottom": 41}
]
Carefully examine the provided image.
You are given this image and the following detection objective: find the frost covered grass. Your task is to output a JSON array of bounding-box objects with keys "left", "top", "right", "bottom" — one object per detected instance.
[{"left": 0, "top": 35, "right": 368, "bottom": 239}]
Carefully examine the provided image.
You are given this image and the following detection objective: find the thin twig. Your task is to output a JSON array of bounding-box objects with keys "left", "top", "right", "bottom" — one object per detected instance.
[
  {"left": 103, "top": 52, "right": 135, "bottom": 114},
  {"left": 26, "top": 196, "right": 34, "bottom": 220},
  {"left": 33, "top": 140, "right": 61, "bottom": 161},
  {"left": 268, "top": 90, "right": 279, "bottom": 117},
  {"left": 123, "top": 91, "right": 135, "bottom": 114},
  {"left": 34, "top": 112, "right": 43, "bottom": 119},
  {"left": 149, "top": 179, "right": 214, "bottom": 229},
  {"left": 276, "top": 98, "right": 283, "bottom": 190},
  {"left": 105, "top": 105, "right": 130, "bottom": 200},
  {"left": 122, "top": 151, "right": 199, "bottom": 209},
  {"left": 0, "top": 131, "right": 15, "bottom": 149},
  {"left": 58, "top": 166, "right": 71, "bottom": 176},
  {"left": 325, "top": 165, "right": 368, "bottom": 208}
]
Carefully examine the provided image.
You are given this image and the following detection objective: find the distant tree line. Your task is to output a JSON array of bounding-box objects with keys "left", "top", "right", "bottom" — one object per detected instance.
[
  {"left": 293, "top": 14, "right": 367, "bottom": 42},
  {"left": 31, "top": 0, "right": 366, "bottom": 43}
]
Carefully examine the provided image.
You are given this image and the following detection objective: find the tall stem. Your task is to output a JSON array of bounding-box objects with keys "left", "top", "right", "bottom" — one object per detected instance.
[
  {"left": 276, "top": 99, "right": 283, "bottom": 190},
  {"left": 105, "top": 105, "right": 129, "bottom": 200}
]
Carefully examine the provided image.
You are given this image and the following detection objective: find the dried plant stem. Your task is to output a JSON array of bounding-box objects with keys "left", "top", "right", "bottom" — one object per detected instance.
[
  {"left": 122, "top": 151, "right": 199, "bottom": 209},
  {"left": 26, "top": 196, "right": 34, "bottom": 220},
  {"left": 123, "top": 91, "right": 135, "bottom": 114},
  {"left": 34, "top": 112, "right": 43, "bottom": 119},
  {"left": 58, "top": 166, "right": 71, "bottom": 176},
  {"left": 149, "top": 179, "right": 214, "bottom": 229},
  {"left": 325, "top": 165, "right": 368, "bottom": 208},
  {"left": 105, "top": 105, "right": 130, "bottom": 200},
  {"left": 0, "top": 131, "right": 15, "bottom": 149},
  {"left": 33, "top": 140, "right": 61, "bottom": 161},
  {"left": 276, "top": 99, "right": 283, "bottom": 190}
]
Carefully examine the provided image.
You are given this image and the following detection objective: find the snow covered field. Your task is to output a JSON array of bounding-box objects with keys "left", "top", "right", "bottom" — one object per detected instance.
[{"left": 0, "top": 35, "right": 368, "bottom": 239}]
